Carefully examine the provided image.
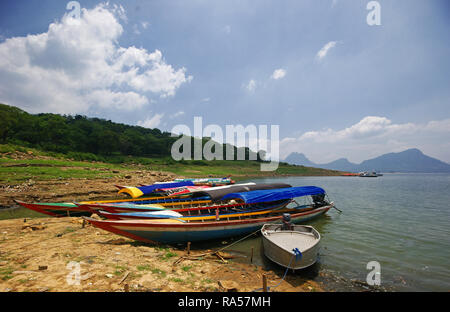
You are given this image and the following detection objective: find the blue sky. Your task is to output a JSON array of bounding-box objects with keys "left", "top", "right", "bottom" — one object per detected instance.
[{"left": 0, "top": 0, "right": 449, "bottom": 163}]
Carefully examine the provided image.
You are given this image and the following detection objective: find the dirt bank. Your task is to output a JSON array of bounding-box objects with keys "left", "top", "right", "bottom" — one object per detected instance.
[
  {"left": 0, "top": 172, "right": 176, "bottom": 209},
  {"left": 0, "top": 217, "right": 323, "bottom": 292}
]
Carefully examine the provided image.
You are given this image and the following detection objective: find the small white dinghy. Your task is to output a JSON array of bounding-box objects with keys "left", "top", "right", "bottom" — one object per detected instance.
[{"left": 261, "top": 215, "right": 321, "bottom": 270}]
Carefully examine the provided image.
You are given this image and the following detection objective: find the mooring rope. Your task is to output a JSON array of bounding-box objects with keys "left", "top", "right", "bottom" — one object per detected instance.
[{"left": 252, "top": 252, "right": 297, "bottom": 292}]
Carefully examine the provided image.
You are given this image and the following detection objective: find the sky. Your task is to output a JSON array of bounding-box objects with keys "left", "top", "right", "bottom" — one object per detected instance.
[{"left": 0, "top": 0, "right": 449, "bottom": 163}]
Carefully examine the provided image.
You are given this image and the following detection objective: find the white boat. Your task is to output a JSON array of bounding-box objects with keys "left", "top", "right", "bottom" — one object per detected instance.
[
  {"left": 359, "top": 171, "right": 378, "bottom": 177},
  {"left": 261, "top": 221, "right": 321, "bottom": 270}
]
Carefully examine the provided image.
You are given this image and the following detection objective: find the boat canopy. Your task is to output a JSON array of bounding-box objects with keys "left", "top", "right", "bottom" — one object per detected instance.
[
  {"left": 191, "top": 183, "right": 292, "bottom": 202},
  {"left": 221, "top": 186, "right": 325, "bottom": 204},
  {"left": 118, "top": 181, "right": 195, "bottom": 198}
]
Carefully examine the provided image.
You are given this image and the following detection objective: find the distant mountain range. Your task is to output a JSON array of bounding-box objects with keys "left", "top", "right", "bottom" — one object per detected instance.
[{"left": 284, "top": 149, "right": 450, "bottom": 173}]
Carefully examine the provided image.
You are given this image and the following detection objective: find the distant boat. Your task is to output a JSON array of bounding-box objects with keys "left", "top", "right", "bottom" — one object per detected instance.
[
  {"left": 261, "top": 221, "right": 321, "bottom": 269},
  {"left": 359, "top": 171, "right": 382, "bottom": 177}
]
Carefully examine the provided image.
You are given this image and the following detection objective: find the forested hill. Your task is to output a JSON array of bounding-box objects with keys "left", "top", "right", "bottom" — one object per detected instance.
[{"left": 0, "top": 103, "right": 260, "bottom": 161}]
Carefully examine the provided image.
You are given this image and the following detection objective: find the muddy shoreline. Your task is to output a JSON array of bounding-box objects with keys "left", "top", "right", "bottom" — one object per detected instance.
[{"left": 0, "top": 216, "right": 329, "bottom": 292}]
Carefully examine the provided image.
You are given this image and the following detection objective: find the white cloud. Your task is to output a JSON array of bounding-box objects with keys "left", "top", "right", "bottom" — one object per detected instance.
[
  {"left": 245, "top": 79, "right": 257, "bottom": 92},
  {"left": 271, "top": 68, "right": 286, "bottom": 80},
  {"left": 281, "top": 116, "right": 450, "bottom": 163},
  {"left": 170, "top": 111, "right": 185, "bottom": 118},
  {"left": 137, "top": 113, "right": 164, "bottom": 129},
  {"left": 141, "top": 21, "right": 150, "bottom": 29},
  {"left": 86, "top": 89, "right": 149, "bottom": 110},
  {"left": 316, "top": 41, "right": 338, "bottom": 61},
  {"left": 0, "top": 3, "right": 192, "bottom": 114}
]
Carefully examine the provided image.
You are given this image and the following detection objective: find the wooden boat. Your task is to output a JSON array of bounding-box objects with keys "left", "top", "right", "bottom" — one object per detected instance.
[
  {"left": 16, "top": 181, "right": 238, "bottom": 217},
  {"left": 84, "top": 204, "right": 332, "bottom": 244},
  {"left": 118, "top": 181, "right": 252, "bottom": 198},
  {"left": 94, "top": 199, "right": 292, "bottom": 219},
  {"left": 14, "top": 201, "right": 94, "bottom": 218},
  {"left": 174, "top": 177, "right": 235, "bottom": 186},
  {"left": 13, "top": 195, "right": 211, "bottom": 218},
  {"left": 75, "top": 183, "right": 293, "bottom": 214},
  {"left": 261, "top": 223, "right": 321, "bottom": 269},
  {"left": 117, "top": 178, "right": 236, "bottom": 198},
  {"left": 13, "top": 183, "right": 291, "bottom": 217},
  {"left": 117, "top": 181, "right": 198, "bottom": 198}
]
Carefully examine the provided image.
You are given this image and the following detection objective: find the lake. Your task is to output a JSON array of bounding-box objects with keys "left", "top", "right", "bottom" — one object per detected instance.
[{"left": 229, "top": 174, "right": 450, "bottom": 291}]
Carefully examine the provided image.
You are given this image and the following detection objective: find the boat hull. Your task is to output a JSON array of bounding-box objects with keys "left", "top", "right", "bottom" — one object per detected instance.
[
  {"left": 85, "top": 205, "right": 332, "bottom": 244},
  {"left": 261, "top": 225, "right": 320, "bottom": 270},
  {"left": 14, "top": 197, "right": 211, "bottom": 217},
  {"left": 14, "top": 200, "right": 92, "bottom": 217},
  {"left": 96, "top": 200, "right": 292, "bottom": 220}
]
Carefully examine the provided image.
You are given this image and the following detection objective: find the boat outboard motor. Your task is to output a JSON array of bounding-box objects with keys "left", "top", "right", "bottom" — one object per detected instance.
[
  {"left": 312, "top": 193, "right": 327, "bottom": 208},
  {"left": 281, "top": 213, "right": 294, "bottom": 231}
]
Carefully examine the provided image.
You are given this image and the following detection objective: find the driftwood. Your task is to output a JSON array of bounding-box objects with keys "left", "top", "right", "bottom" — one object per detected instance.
[
  {"left": 118, "top": 271, "right": 130, "bottom": 285},
  {"left": 173, "top": 250, "right": 236, "bottom": 265}
]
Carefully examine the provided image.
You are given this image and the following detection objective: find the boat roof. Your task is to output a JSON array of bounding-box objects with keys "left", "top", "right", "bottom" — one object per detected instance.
[
  {"left": 118, "top": 181, "right": 195, "bottom": 198},
  {"left": 191, "top": 183, "right": 292, "bottom": 202},
  {"left": 221, "top": 186, "right": 325, "bottom": 204}
]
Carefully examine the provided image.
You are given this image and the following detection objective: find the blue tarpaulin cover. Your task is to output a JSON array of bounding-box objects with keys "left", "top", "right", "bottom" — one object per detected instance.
[
  {"left": 138, "top": 181, "right": 195, "bottom": 194},
  {"left": 221, "top": 186, "right": 325, "bottom": 204}
]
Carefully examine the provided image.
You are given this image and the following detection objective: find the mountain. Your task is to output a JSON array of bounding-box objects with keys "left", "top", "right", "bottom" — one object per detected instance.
[
  {"left": 319, "top": 158, "right": 357, "bottom": 172},
  {"left": 357, "top": 149, "right": 450, "bottom": 173},
  {"left": 284, "top": 149, "right": 450, "bottom": 173},
  {"left": 284, "top": 153, "right": 316, "bottom": 167}
]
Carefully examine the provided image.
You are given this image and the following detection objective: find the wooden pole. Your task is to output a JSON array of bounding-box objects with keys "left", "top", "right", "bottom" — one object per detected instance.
[
  {"left": 187, "top": 242, "right": 191, "bottom": 255},
  {"left": 262, "top": 274, "right": 268, "bottom": 292},
  {"left": 250, "top": 247, "right": 254, "bottom": 263}
]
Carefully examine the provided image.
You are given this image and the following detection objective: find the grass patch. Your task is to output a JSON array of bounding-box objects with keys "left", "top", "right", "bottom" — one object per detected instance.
[
  {"left": 0, "top": 143, "right": 344, "bottom": 184},
  {"left": 150, "top": 268, "right": 166, "bottom": 277},
  {"left": 181, "top": 265, "right": 192, "bottom": 272},
  {"left": 136, "top": 264, "right": 151, "bottom": 271},
  {"left": 159, "top": 251, "right": 177, "bottom": 261},
  {"left": 0, "top": 266, "right": 14, "bottom": 281},
  {"left": 136, "top": 264, "right": 166, "bottom": 277},
  {"left": 113, "top": 265, "right": 128, "bottom": 276}
]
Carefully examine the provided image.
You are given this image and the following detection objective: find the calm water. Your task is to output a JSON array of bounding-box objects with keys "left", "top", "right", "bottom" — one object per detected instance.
[{"left": 230, "top": 174, "right": 450, "bottom": 291}]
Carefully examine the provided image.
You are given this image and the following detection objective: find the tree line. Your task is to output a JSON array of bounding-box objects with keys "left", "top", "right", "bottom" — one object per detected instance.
[{"left": 0, "top": 103, "right": 262, "bottom": 162}]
